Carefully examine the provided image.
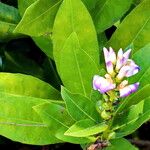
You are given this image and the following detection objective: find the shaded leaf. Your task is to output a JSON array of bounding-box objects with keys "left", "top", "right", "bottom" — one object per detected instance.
[{"left": 93, "top": 0, "right": 133, "bottom": 33}]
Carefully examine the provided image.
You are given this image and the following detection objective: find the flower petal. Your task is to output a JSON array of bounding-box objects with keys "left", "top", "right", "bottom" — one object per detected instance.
[
  {"left": 93, "top": 75, "right": 116, "bottom": 94},
  {"left": 119, "top": 82, "right": 139, "bottom": 97}
]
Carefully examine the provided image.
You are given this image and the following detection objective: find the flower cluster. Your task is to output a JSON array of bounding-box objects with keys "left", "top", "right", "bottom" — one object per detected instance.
[{"left": 93, "top": 47, "right": 140, "bottom": 98}]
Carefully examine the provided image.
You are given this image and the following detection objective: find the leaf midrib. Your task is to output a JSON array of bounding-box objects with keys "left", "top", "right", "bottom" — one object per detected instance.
[{"left": 65, "top": 93, "right": 97, "bottom": 123}]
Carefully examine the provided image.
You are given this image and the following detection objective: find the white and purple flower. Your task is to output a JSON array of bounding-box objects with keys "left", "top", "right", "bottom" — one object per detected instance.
[
  {"left": 93, "top": 75, "right": 116, "bottom": 94},
  {"left": 93, "top": 47, "right": 140, "bottom": 98},
  {"left": 119, "top": 82, "right": 140, "bottom": 98}
]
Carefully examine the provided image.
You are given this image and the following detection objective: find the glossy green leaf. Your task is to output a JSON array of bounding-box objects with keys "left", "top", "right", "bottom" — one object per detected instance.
[
  {"left": 33, "top": 102, "right": 96, "bottom": 144},
  {"left": 0, "top": 2, "right": 21, "bottom": 24},
  {"left": 18, "top": 0, "right": 37, "bottom": 16},
  {"left": 61, "top": 87, "right": 101, "bottom": 123},
  {"left": 0, "top": 92, "right": 60, "bottom": 145},
  {"left": 114, "top": 97, "right": 150, "bottom": 138},
  {"left": 53, "top": 0, "right": 99, "bottom": 70},
  {"left": 58, "top": 33, "right": 99, "bottom": 97},
  {"left": 104, "top": 138, "right": 138, "bottom": 150},
  {"left": 93, "top": 0, "right": 133, "bottom": 33},
  {"left": 65, "top": 119, "right": 108, "bottom": 137},
  {"left": 0, "top": 73, "right": 61, "bottom": 99},
  {"left": 108, "top": 0, "right": 150, "bottom": 52},
  {"left": 14, "top": 0, "right": 62, "bottom": 36}
]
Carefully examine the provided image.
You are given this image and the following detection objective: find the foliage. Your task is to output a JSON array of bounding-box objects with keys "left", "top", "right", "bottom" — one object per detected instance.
[{"left": 0, "top": 0, "right": 150, "bottom": 149}]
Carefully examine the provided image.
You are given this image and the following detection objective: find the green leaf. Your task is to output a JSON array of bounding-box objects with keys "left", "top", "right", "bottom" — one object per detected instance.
[
  {"left": 108, "top": 0, "right": 150, "bottom": 52},
  {"left": 93, "top": 0, "right": 133, "bottom": 33},
  {"left": 0, "top": 73, "right": 61, "bottom": 100},
  {"left": 104, "top": 138, "right": 138, "bottom": 150},
  {"left": 61, "top": 87, "right": 101, "bottom": 123},
  {"left": 0, "top": 21, "right": 21, "bottom": 41},
  {"left": 114, "top": 97, "right": 150, "bottom": 138},
  {"left": 0, "top": 2, "right": 21, "bottom": 24},
  {"left": 65, "top": 119, "right": 108, "bottom": 137},
  {"left": 114, "top": 84, "right": 150, "bottom": 114},
  {"left": 129, "top": 44, "right": 150, "bottom": 88},
  {"left": 53, "top": 0, "right": 99, "bottom": 70},
  {"left": 14, "top": 0, "right": 62, "bottom": 36},
  {"left": 18, "top": 0, "right": 37, "bottom": 16},
  {"left": 33, "top": 102, "right": 96, "bottom": 144},
  {"left": 58, "top": 32, "right": 99, "bottom": 97},
  {"left": 81, "top": 0, "right": 97, "bottom": 11},
  {"left": 32, "top": 36, "right": 53, "bottom": 59},
  {"left": 0, "top": 92, "right": 60, "bottom": 145}
]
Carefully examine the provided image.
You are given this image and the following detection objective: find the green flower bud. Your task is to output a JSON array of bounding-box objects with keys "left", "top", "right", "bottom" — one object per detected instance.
[
  {"left": 101, "top": 110, "right": 111, "bottom": 120},
  {"left": 108, "top": 131, "right": 116, "bottom": 140}
]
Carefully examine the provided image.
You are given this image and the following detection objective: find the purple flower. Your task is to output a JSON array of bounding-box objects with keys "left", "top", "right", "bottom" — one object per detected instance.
[
  {"left": 93, "top": 75, "right": 116, "bottom": 94},
  {"left": 119, "top": 82, "right": 140, "bottom": 98},
  {"left": 103, "top": 47, "right": 116, "bottom": 75},
  {"left": 116, "top": 48, "right": 131, "bottom": 71},
  {"left": 117, "top": 59, "right": 140, "bottom": 80}
]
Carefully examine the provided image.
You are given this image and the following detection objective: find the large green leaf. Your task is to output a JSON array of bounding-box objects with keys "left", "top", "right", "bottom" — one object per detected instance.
[
  {"left": 108, "top": 0, "right": 150, "bottom": 52},
  {"left": 0, "top": 92, "right": 60, "bottom": 145},
  {"left": 33, "top": 102, "right": 96, "bottom": 144},
  {"left": 14, "top": 0, "right": 62, "bottom": 36},
  {"left": 0, "top": 73, "right": 61, "bottom": 99},
  {"left": 18, "top": 0, "right": 37, "bottom": 16},
  {"left": 93, "top": 0, "right": 133, "bottom": 33},
  {"left": 0, "top": 2, "right": 21, "bottom": 24},
  {"left": 58, "top": 33, "right": 99, "bottom": 97},
  {"left": 114, "top": 97, "right": 150, "bottom": 138},
  {"left": 65, "top": 119, "right": 108, "bottom": 137},
  {"left": 53, "top": 0, "right": 99, "bottom": 70},
  {"left": 104, "top": 138, "right": 138, "bottom": 150},
  {"left": 61, "top": 87, "right": 101, "bottom": 123}
]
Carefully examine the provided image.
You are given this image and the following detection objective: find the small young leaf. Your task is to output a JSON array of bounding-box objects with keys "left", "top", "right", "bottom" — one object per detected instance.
[
  {"left": 65, "top": 119, "right": 108, "bottom": 137},
  {"left": 108, "top": 0, "right": 150, "bottom": 52},
  {"left": 33, "top": 102, "right": 96, "bottom": 144},
  {"left": 61, "top": 87, "right": 101, "bottom": 123},
  {"left": 0, "top": 2, "right": 21, "bottom": 24}
]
